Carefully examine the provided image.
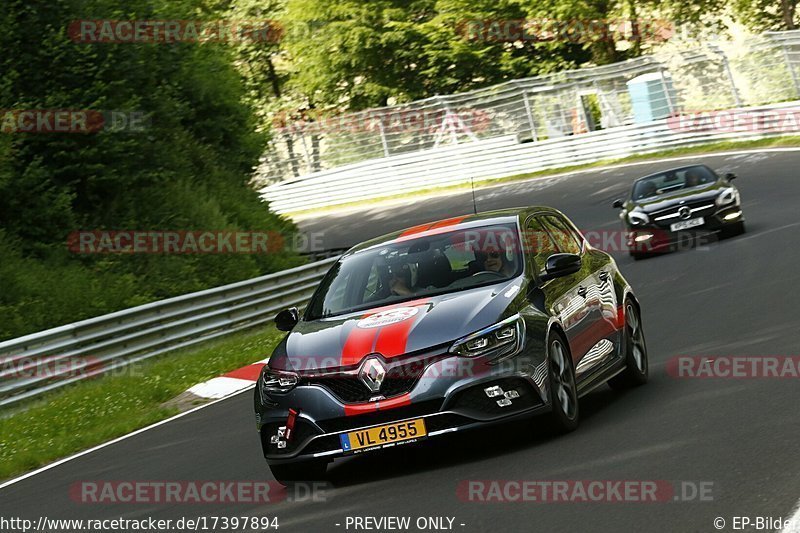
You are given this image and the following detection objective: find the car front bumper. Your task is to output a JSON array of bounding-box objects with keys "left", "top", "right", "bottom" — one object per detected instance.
[
  {"left": 627, "top": 205, "right": 744, "bottom": 253},
  {"left": 255, "top": 353, "right": 550, "bottom": 465}
]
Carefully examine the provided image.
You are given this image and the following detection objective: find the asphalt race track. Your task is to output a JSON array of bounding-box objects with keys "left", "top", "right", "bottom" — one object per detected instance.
[{"left": 2, "top": 149, "right": 799, "bottom": 532}]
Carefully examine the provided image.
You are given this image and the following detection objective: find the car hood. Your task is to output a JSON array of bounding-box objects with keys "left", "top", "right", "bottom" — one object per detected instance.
[
  {"left": 634, "top": 182, "right": 726, "bottom": 213},
  {"left": 270, "top": 278, "right": 525, "bottom": 372}
]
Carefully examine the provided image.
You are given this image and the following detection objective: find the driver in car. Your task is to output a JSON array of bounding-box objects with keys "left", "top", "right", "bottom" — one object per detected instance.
[
  {"left": 685, "top": 169, "right": 703, "bottom": 188},
  {"left": 483, "top": 245, "right": 516, "bottom": 277}
]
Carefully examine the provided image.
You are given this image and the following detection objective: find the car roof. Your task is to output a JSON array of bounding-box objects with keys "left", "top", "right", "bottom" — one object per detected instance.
[{"left": 344, "top": 206, "right": 562, "bottom": 255}]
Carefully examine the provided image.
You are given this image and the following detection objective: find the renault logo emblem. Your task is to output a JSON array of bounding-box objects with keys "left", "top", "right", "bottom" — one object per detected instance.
[
  {"left": 359, "top": 356, "right": 387, "bottom": 392},
  {"left": 678, "top": 206, "right": 691, "bottom": 220}
]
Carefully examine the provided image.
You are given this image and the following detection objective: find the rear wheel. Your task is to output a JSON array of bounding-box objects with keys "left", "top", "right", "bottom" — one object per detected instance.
[
  {"left": 269, "top": 459, "right": 328, "bottom": 486},
  {"left": 546, "top": 332, "right": 579, "bottom": 433},
  {"left": 608, "top": 301, "right": 648, "bottom": 390}
]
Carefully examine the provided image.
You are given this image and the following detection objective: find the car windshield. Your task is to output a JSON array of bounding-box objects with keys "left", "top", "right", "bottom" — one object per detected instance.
[
  {"left": 631, "top": 165, "right": 718, "bottom": 200},
  {"left": 305, "top": 224, "right": 523, "bottom": 320}
]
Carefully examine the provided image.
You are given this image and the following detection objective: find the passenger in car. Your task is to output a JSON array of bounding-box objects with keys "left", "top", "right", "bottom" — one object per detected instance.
[{"left": 389, "top": 263, "right": 414, "bottom": 296}]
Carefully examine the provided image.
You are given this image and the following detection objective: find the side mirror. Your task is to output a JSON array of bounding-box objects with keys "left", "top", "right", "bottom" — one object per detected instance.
[
  {"left": 612, "top": 199, "right": 624, "bottom": 209},
  {"left": 725, "top": 172, "right": 737, "bottom": 180},
  {"left": 275, "top": 307, "right": 299, "bottom": 331},
  {"left": 540, "top": 253, "right": 581, "bottom": 282}
]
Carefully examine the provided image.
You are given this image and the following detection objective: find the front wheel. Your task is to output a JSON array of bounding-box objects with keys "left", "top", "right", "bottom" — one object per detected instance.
[
  {"left": 269, "top": 459, "right": 328, "bottom": 486},
  {"left": 545, "top": 333, "right": 579, "bottom": 433},
  {"left": 721, "top": 220, "right": 745, "bottom": 238},
  {"left": 608, "top": 300, "right": 648, "bottom": 390}
]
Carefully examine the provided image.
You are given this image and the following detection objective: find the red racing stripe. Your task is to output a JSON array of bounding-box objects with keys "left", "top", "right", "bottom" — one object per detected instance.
[
  {"left": 224, "top": 363, "right": 266, "bottom": 381},
  {"left": 395, "top": 215, "right": 469, "bottom": 242},
  {"left": 344, "top": 393, "right": 412, "bottom": 416},
  {"left": 399, "top": 222, "right": 435, "bottom": 238},
  {"left": 341, "top": 326, "right": 379, "bottom": 367},
  {"left": 429, "top": 215, "right": 467, "bottom": 229},
  {"left": 373, "top": 298, "right": 430, "bottom": 358},
  {"left": 342, "top": 298, "right": 430, "bottom": 365}
]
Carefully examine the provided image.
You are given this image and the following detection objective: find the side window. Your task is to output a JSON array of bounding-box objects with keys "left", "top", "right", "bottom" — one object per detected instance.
[
  {"left": 524, "top": 216, "right": 558, "bottom": 271},
  {"left": 542, "top": 216, "right": 582, "bottom": 255}
]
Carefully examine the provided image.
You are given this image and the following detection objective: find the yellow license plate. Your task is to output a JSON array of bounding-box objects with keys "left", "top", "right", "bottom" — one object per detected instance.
[{"left": 340, "top": 419, "right": 426, "bottom": 452}]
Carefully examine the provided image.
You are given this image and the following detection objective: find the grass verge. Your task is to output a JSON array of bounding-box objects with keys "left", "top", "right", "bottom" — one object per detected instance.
[
  {"left": 0, "top": 325, "right": 283, "bottom": 481},
  {"left": 287, "top": 135, "right": 800, "bottom": 219}
]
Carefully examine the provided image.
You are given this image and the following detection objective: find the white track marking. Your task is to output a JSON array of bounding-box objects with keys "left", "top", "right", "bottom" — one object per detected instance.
[
  {"left": 484, "top": 147, "right": 800, "bottom": 193},
  {"left": 781, "top": 500, "right": 800, "bottom": 533},
  {"left": 187, "top": 376, "right": 255, "bottom": 399},
  {"left": 292, "top": 146, "right": 800, "bottom": 220}
]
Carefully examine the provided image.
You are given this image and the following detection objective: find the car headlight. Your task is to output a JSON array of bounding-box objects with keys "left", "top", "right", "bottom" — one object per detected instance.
[
  {"left": 716, "top": 187, "right": 738, "bottom": 207},
  {"left": 451, "top": 314, "right": 524, "bottom": 360},
  {"left": 260, "top": 366, "right": 299, "bottom": 395},
  {"left": 628, "top": 211, "right": 650, "bottom": 226}
]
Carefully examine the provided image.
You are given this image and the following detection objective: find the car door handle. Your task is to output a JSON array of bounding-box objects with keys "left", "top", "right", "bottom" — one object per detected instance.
[{"left": 577, "top": 286, "right": 588, "bottom": 298}]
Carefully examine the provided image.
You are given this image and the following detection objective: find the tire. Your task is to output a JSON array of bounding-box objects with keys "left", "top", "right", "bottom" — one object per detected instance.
[
  {"left": 630, "top": 252, "right": 645, "bottom": 261},
  {"left": 545, "top": 331, "right": 579, "bottom": 433},
  {"left": 608, "top": 300, "right": 648, "bottom": 390},
  {"left": 721, "top": 220, "right": 746, "bottom": 238},
  {"left": 269, "top": 459, "right": 328, "bottom": 486}
]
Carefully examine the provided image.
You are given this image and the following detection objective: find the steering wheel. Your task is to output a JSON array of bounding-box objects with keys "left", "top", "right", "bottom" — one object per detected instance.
[{"left": 471, "top": 270, "right": 505, "bottom": 278}]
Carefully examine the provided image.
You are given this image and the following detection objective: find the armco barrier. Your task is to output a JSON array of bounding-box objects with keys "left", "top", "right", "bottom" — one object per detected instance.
[
  {"left": 260, "top": 100, "right": 800, "bottom": 214},
  {"left": 0, "top": 256, "right": 338, "bottom": 408}
]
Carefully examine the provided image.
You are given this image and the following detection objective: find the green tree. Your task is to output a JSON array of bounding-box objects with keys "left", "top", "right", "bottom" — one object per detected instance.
[{"left": 0, "top": 0, "right": 302, "bottom": 340}]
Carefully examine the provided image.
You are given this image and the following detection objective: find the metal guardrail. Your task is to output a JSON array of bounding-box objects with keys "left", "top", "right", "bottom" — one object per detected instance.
[
  {"left": 260, "top": 100, "right": 800, "bottom": 214},
  {"left": 0, "top": 256, "right": 339, "bottom": 408}
]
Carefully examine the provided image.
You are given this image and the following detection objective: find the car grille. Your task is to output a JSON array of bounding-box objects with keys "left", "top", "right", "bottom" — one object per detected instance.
[
  {"left": 316, "top": 399, "right": 444, "bottom": 433},
  {"left": 650, "top": 200, "right": 716, "bottom": 227},
  {"left": 301, "top": 355, "right": 443, "bottom": 403}
]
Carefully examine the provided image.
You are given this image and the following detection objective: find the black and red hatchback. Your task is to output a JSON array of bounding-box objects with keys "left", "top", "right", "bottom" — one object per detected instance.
[{"left": 256, "top": 207, "right": 648, "bottom": 484}]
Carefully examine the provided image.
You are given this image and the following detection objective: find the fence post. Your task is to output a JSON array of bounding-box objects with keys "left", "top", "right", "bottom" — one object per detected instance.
[
  {"left": 377, "top": 119, "right": 390, "bottom": 157},
  {"left": 711, "top": 45, "right": 742, "bottom": 107},
  {"left": 298, "top": 132, "right": 313, "bottom": 172},
  {"left": 780, "top": 43, "right": 800, "bottom": 97},
  {"left": 521, "top": 87, "right": 538, "bottom": 141},
  {"left": 659, "top": 69, "right": 676, "bottom": 116}
]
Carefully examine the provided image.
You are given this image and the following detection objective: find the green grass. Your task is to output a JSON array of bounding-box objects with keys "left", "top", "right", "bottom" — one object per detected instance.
[
  {"left": 0, "top": 325, "right": 283, "bottom": 481},
  {"left": 287, "top": 135, "right": 800, "bottom": 218}
]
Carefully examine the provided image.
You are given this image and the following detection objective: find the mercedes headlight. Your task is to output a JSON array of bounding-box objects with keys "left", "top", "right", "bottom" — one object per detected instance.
[
  {"left": 451, "top": 314, "right": 524, "bottom": 360},
  {"left": 260, "top": 366, "right": 299, "bottom": 395},
  {"left": 716, "top": 187, "right": 738, "bottom": 207},
  {"left": 627, "top": 210, "right": 650, "bottom": 226}
]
